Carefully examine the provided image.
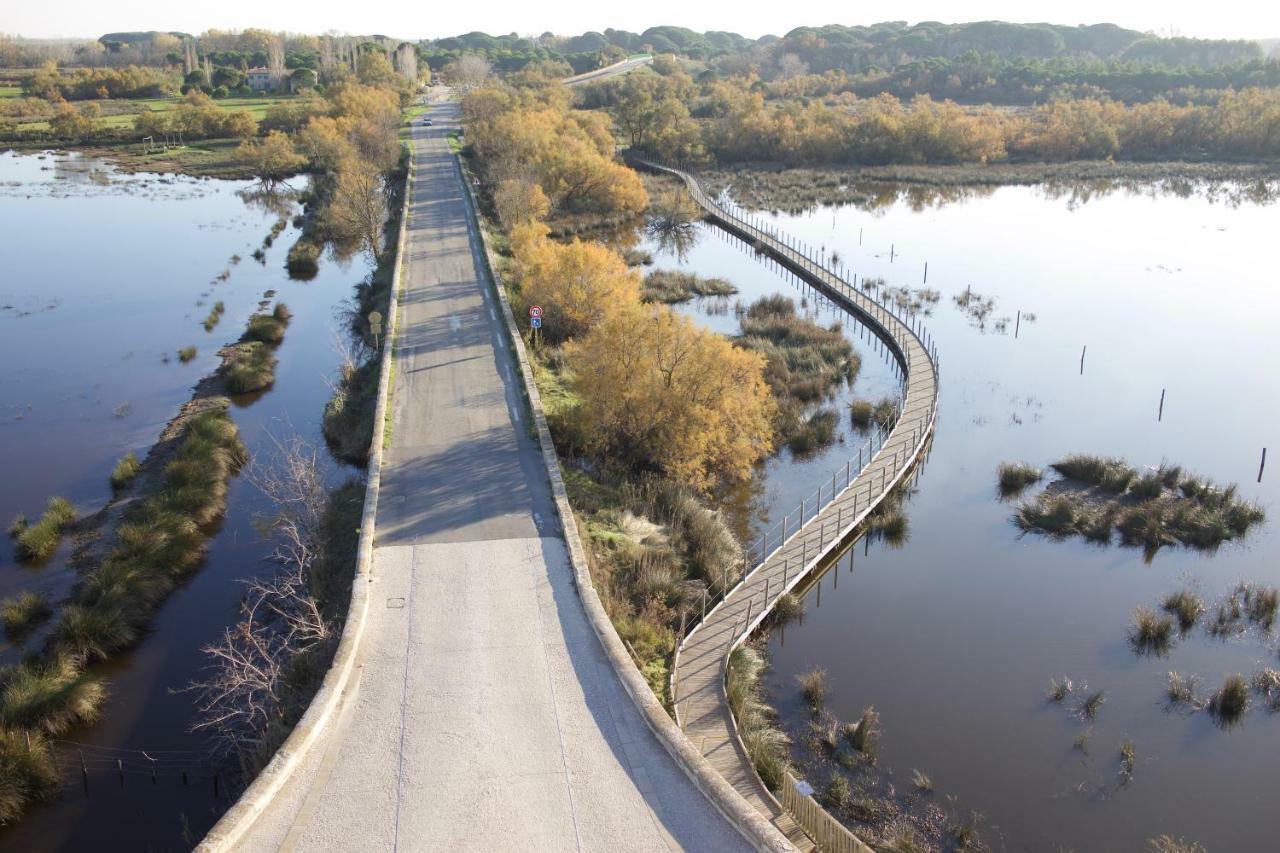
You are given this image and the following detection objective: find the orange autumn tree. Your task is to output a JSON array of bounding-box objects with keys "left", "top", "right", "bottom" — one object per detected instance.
[
  {"left": 512, "top": 223, "right": 640, "bottom": 343},
  {"left": 566, "top": 303, "right": 776, "bottom": 492}
]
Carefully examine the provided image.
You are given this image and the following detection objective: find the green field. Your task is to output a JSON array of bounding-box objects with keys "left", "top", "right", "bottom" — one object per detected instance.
[
  {"left": 0, "top": 86, "right": 21, "bottom": 100},
  {"left": 13, "top": 93, "right": 298, "bottom": 132}
]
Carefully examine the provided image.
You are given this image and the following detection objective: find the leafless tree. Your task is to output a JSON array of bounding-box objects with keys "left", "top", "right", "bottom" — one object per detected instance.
[
  {"left": 447, "top": 53, "right": 493, "bottom": 92},
  {"left": 327, "top": 163, "right": 387, "bottom": 262},
  {"left": 185, "top": 435, "right": 335, "bottom": 760}
]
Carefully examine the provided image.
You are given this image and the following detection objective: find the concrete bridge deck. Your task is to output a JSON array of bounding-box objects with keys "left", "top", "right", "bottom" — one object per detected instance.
[
  {"left": 222, "top": 100, "right": 756, "bottom": 853},
  {"left": 640, "top": 161, "right": 940, "bottom": 852}
]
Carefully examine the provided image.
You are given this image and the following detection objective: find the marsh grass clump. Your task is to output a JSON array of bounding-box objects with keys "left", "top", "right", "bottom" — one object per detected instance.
[
  {"left": 286, "top": 239, "right": 321, "bottom": 278},
  {"left": 222, "top": 342, "right": 278, "bottom": 394},
  {"left": 787, "top": 408, "right": 839, "bottom": 455},
  {"left": 177, "top": 346, "right": 198, "bottom": 363},
  {"left": 1014, "top": 493, "right": 1078, "bottom": 538},
  {"left": 0, "top": 655, "right": 104, "bottom": 734},
  {"left": 109, "top": 452, "right": 140, "bottom": 492},
  {"left": 1242, "top": 584, "right": 1279, "bottom": 630},
  {"left": 911, "top": 768, "right": 933, "bottom": 793},
  {"left": 1207, "top": 673, "right": 1249, "bottom": 726},
  {"left": 1080, "top": 689, "right": 1106, "bottom": 720},
  {"left": 797, "top": 667, "right": 828, "bottom": 713},
  {"left": 772, "top": 591, "right": 804, "bottom": 626},
  {"left": 0, "top": 728, "right": 60, "bottom": 824},
  {"left": 1051, "top": 454, "right": 1138, "bottom": 493},
  {"left": 1166, "top": 672, "right": 1202, "bottom": 708},
  {"left": 1250, "top": 668, "right": 1280, "bottom": 711},
  {"left": 242, "top": 303, "right": 292, "bottom": 345},
  {"left": 843, "top": 706, "right": 880, "bottom": 755},
  {"left": 641, "top": 270, "right": 737, "bottom": 304},
  {"left": 1161, "top": 588, "right": 1204, "bottom": 633},
  {"left": 1013, "top": 460, "right": 1264, "bottom": 555},
  {"left": 202, "top": 300, "right": 226, "bottom": 332},
  {"left": 1129, "top": 606, "right": 1176, "bottom": 656},
  {"left": 727, "top": 646, "right": 791, "bottom": 791},
  {"left": 1148, "top": 836, "right": 1206, "bottom": 853},
  {"left": 1, "top": 593, "right": 51, "bottom": 639},
  {"left": 849, "top": 399, "right": 873, "bottom": 428},
  {"left": 7, "top": 515, "right": 26, "bottom": 539},
  {"left": 997, "top": 462, "right": 1042, "bottom": 499},
  {"left": 14, "top": 497, "right": 76, "bottom": 562},
  {"left": 821, "top": 773, "right": 852, "bottom": 810},
  {"left": 1048, "top": 676, "right": 1074, "bottom": 703},
  {"left": 1119, "top": 739, "right": 1136, "bottom": 776}
]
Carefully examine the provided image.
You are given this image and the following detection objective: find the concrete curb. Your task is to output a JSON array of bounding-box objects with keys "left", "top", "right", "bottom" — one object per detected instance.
[
  {"left": 195, "top": 151, "right": 413, "bottom": 853},
  {"left": 454, "top": 157, "right": 795, "bottom": 853}
]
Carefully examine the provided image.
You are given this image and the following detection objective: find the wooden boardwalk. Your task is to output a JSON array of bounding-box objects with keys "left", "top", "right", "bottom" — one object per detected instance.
[{"left": 639, "top": 161, "right": 940, "bottom": 851}]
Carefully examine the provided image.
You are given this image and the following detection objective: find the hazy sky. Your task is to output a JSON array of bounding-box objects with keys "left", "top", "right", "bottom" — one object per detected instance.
[{"left": 9, "top": 0, "right": 1278, "bottom": 42}]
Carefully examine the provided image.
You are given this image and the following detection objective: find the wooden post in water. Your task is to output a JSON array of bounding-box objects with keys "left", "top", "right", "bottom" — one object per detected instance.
[
  {"left": 923, "top": 262, "right": 928, "bottom": 284},
  {"left": 1259, "top": 448, "right": 1267, "bottom": 483},
  {"left": 1080, "top": 345, "right": 1087, "bottom": 375},
  {"left": 1159, "top": 388, "right": 1166, "bottom": 421},
  {"left": 890, "top": 243, "right": 895, "bottom": 262},
  {"left": 1015, "top": 310, "right": 1021, "bottom": 338}
]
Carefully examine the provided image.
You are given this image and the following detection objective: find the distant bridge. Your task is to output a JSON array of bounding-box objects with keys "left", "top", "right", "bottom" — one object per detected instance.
[{"left": 562, "top": 54, "right": 653, "bottom": 86}]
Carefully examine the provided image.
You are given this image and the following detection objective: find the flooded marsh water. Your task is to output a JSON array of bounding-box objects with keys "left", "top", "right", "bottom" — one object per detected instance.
[
  {"left": 0, "top": 150, "right": 370, "bottom": 851},
  {"left": 642, "top": 177, "right": 1280, "bottom": 852}
]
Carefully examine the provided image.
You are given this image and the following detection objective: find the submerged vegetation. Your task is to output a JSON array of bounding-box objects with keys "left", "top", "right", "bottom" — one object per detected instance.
[
  {"left": 1, "top": 592, "right": 52, "bottom": 639},
  {"left": 221, "top": 306, "right": 291, "bottom": 395},
  {"left": 1011, "top": 456, "right": 1264, "bottom": 557}
]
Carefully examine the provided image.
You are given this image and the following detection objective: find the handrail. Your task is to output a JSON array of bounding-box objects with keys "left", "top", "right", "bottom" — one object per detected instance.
[{"left": 637, "top": 157, "right": 939, "bottom": 853}]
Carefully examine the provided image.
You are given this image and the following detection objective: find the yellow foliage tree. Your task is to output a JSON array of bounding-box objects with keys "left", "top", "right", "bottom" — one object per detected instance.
[
  {"left": 493, "top": 178, "right": 550, "bottom": 227},
  {"left": 566, "top": 303, "right": 775, "bottom": 491},
  {"left": 513, "top": 227, "right": 640, "bottom": 343}
]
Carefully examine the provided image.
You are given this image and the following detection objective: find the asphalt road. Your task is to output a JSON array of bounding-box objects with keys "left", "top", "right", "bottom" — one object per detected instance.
[{"left": 239, "top": 97, "right": 750, "bottom": 852}]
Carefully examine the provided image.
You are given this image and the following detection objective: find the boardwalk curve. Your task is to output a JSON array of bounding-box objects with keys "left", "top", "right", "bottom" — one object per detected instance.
[{"left": 636, "top": 160, "right": 941, "bottom": 850}]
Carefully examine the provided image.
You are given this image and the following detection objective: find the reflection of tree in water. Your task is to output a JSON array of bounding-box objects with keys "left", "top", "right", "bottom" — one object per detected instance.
[
  {"left": 645, "top": 187, "right": 702, "bottom": 261},
  {"left": 238, "top": 183, "right": 300, "bottom": 219}
]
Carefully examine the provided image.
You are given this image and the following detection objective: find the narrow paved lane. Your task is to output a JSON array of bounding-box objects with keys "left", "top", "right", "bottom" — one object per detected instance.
[{"left": 239, "top": 99, "right": 751, "bottom": 852}]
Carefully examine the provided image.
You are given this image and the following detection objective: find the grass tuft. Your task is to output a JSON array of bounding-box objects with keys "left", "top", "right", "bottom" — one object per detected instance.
[
  {"left": 2, "top": 593, "right": 52, "bottom": 639},
  {"left": 109, "top": 452, "right": 141, "bottom": 492},
  {"left": 1129, "top": 606, "right": 1175, "bottom": 656},
  {"left": 1048, "top": 675, "right": 1074, "bottom": 703},
  {"left": 0, "top": 728, "right": 60, "bottom": 824},
  {"left": 1080, "top": 689, "right": 1106, "bottom": 720},
  {"left": 222, "top": 342, "right": 277, "bottom": 394},
  {"left": 641, "top": 270, "right": 737, "bottom": 304},
  {"left": 797, "top": 667, "right": 828, "bottom": 713},
  {"left": 177, "top": 346, "right": 198, "bottom": 363},
  {"left": 14, "top": 497, "right": 76, "bottom": 562},
  {"left": 1166, "top": 672, "right": 1202, "bottom": 708},
  {"left": 0, "top": 655, "right": 104, "bottom": 734},
  {"left": 843, "top": 706, "right": 880, "bottom": 755},
  {"left": 1051, "top": 454, "right": 1137, "bottom": 492},
  {"left": 1207, "top": 673, "right": 1249, "bottom": 726},
  {"left": 1161, "top": 588, "right": 1204, "bottom": 633},
  {"left": 996, "top": 462, "right": 1042, "bottom": 498}
]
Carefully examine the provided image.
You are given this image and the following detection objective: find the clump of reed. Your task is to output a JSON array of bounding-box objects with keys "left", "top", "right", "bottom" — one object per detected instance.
[
  {"left": 0, "top": 654, "right": 105, "bottom": 736},
  {"left": 821, "top": 773, "right": 852, "bottom": 810},
  {"left": 996, "top": 462, "right": 1042, "bottom": 499},
  {"left": 910, "top": 768, "right": 933, "bottom": 793},
  {"left": 202, "top": 300, "right": 226, "bottom": 332},
  {"left": 1080, "top": 689, "right": 1106, "bottom": 720},
  {"left": 1208, "top": 583, "right": 1280, "bottom": 636},
  {"left": 641, "top": 270, "right": 737, "bottom": 304},
  {"left": 109, "top": 452, "right": 140, "bottom": 492},
  {"left": 1148, "top": 836, "right": 1207, "bottom": 853},
  {"left": 1119, "top": 739, "right": 1136, "bottom": 776},
  {"left": 849, "top": 396, "right": 897, "bottom": 432},
  {"left": 177, "top": 346, "right": 198, "bottom": 363},
  {"left": 1051, "top": 454, "right": 1137, "bottom": 493},
  {"left": 842, "top": 706, "right": 879, "bottom": 755},
  {"left": 286, "top": 239, "right": 321, "bottom": 279},
  {"left": 1161, "top": 588, "right": 1204, "bottom": 633},
  {"left": 1012, "top": 459, "right": 1265, "bottom": 556},
  {"left": 51, "top": 406, "right": 245, "bottom": 667},
  {"left": 1166, "top": 672, "right": 1202, "bottom": 708},
  {"left": 787, "top": 408, "right": 838, "bottom": 455},
  {"left": 222, "top": 342, "right": 278, "bottom": 394},
  {"left": 727, "top": 646, "right": 791, "bottom": 791},
  {"left": 1207, "top": 673, "right": 1249, "bottom": 726},
  {"left": 13, "top": 497, "right": 76, "bottom": 562},
  {"left": 1129, "top": 606, "right": 1175, "bottom": 656},
  {"left": 242, "top": 303, "right": 292, "bottom": 345},
  {"left": 797, "top": 667, "right": 828, "bottom": 713},
  {"left": 323, "top": 359, "right": 378, "bottom": 464},
  {"left": 0, "top": 728, "right": 60, "bottom": 824},
  {"left": 1249, "top": 668, "right": 1280, "bottom": 711},
  {"left": 1047, "top": 676, "right": 1074, "bottom": 703},
  {"left": 772, "top": 591, "right": 804, "bottom": 626},
  {"left": 1, "top": 592, "right": 51, "bottom": 639}
]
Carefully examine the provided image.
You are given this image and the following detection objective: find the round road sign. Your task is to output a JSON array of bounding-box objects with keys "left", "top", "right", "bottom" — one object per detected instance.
[{"left": 528, "top": 305, "right": 543, "bottom": 318}]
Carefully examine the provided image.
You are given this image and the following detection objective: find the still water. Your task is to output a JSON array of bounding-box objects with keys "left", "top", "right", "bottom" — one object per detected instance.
[
  {"left": 641, "top": 178, "right": 1280, "bottom": 852},
  {"left": 0, "top": 150, "right": 369, "bottom": 850}
]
